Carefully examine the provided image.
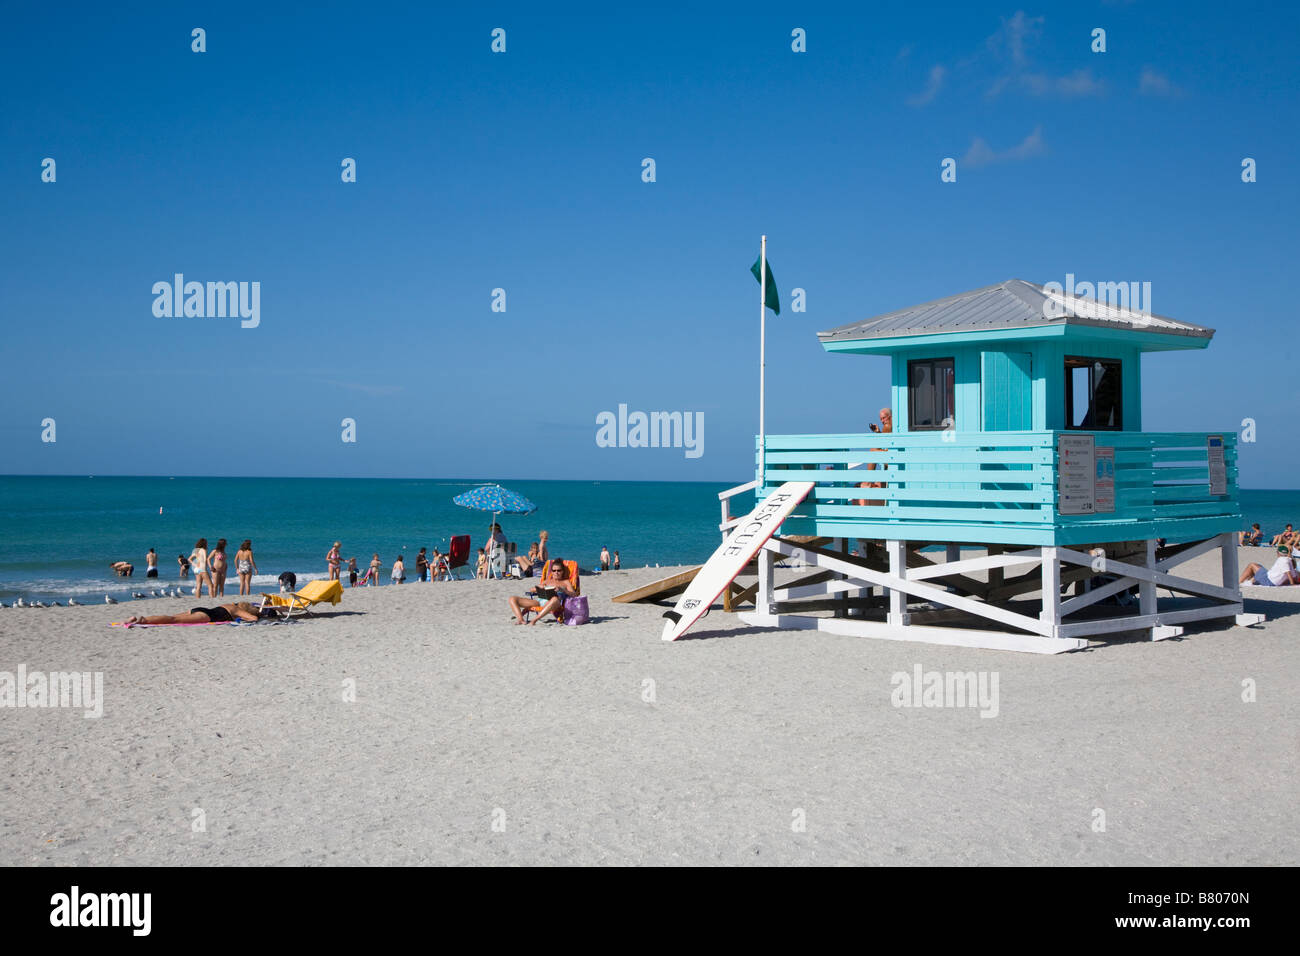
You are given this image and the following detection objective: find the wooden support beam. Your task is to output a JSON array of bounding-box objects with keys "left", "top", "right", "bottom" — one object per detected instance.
[
  {"left": 766, "top": 537, "right": 1054, "bottom": 637},
  {"left": 1057, "top": 547, "right": 1240, "bottom": 603},
  {"left": 1040, "top": 546, "right": 1061, "bottom": 633},
  {"left": 757, "top": 548, "right": 775, "bottom": 616},
  {"left": 887, "top": 539, "right": 909, "bottom": 627},
  {"left": 1139, "top": 539, "right": 1157, "bottom": 639},
  {"left": 737, "top": 611, "right": 1088, "bottom": 654},
  {"left": 988, "top": 544, "right": 1005, "bottom": 591}
]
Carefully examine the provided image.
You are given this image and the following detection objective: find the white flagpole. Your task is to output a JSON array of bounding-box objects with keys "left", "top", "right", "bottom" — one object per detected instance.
[{"left": 759, "top": 235, "right": 767, "bottom": 491}]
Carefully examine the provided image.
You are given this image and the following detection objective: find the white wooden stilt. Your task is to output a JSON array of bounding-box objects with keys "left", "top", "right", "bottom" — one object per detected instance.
[
  {"left": 1220, "top": 532, "right": 1239, "bottom": 589},
  {"left": 886, "top": 539, "right": 909, "bottom": 626},
  {"left": 757, "top": 548, "right": 775, "bottom": 616},
  {"left": 1140, "top": 539, "right": 1158, "bottom": 640},
  {"left": 1040, "top": 546, "right": 1061, "bottom": 636}
]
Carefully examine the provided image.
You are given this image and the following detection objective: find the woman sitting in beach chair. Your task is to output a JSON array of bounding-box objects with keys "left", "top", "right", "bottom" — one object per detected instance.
[
  {"left": 1239, "top": 523, "right": 1263, "bottom": 546},
  {"left": 507, "top": 559, "right": 579, "bottom": 625}
]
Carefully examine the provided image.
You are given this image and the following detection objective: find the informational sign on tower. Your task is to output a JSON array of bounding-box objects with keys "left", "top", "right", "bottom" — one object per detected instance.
[
  {"left": 1058, "top": 434, "right": 1096, "bottom": 516},
  {"left": 1094, "top": 446, "right": 1115, "bottom": 513}
]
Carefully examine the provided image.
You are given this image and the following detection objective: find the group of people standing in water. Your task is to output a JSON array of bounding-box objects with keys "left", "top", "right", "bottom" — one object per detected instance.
[{"left": 183, "top": 538, "right": 259, "bottom": 597}]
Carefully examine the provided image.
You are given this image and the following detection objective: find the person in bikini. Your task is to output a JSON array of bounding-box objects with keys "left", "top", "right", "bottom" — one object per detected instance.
[
  {"left": 123, "top": 601, "right": 262, "bottom": 627},
  {"left": 235, "top": 540, "right": 258, "bottom": 595},
  {"left": 357, "top": 552, "right": 381, "bottom": 585},
  {"left": 189, "top": 538, "right": 212, "bottom": 598},
  {"left": 507, "top": 559, "right": 578, "bottom": 625},
  {"left": 209, "top": 538, "right": 229, "bottom": 596}
]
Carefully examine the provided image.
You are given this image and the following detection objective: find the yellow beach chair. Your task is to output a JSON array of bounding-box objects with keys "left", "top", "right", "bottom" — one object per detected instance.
[{"left": 258, "top": 578, "right": 344, "bottom": 620}]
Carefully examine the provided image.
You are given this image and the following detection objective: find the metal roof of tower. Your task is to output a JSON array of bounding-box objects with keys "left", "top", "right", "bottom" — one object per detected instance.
[{"left": 817, "top": 278, "right": 1214, "bottom": 344}]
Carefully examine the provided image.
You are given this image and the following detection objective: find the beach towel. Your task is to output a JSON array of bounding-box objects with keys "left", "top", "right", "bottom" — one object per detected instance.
[{"left": 110, "top": 619, "right": 258, "bottom": 628}]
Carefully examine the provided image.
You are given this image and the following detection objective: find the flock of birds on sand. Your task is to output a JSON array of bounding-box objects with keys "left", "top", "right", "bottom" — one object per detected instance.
[{"left": 1, "top": 588, "right": 193, "bottom": 609}]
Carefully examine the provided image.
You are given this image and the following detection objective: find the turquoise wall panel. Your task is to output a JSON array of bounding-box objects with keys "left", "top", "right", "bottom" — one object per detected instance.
[{"left": 981, "top": 350, "right": 1033, "bottom": 430}]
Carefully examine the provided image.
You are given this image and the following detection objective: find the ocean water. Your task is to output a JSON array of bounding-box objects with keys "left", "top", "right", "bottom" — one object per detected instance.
[
  {"left": 0, "top": 476, "right": 740, "bottom": 604},
  {"left": 0, "top": 477, "right": 1296, "bottom": 605}
]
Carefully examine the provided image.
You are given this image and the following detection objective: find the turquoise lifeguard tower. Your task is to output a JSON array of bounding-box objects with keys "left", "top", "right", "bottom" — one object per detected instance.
[{"left": 718, "top": 279, "right": 1257, "bottom": 652}]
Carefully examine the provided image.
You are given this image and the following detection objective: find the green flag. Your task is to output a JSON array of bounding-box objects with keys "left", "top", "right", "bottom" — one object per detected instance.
[{"left": 750, "top": 256, "right": 780, "bottom": 315}]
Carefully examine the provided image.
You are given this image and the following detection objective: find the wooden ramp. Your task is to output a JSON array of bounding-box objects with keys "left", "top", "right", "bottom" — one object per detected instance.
[
  {"left": 612, "top": 536, "right": 833, "bottom": 607},
  {"left": 612, "top": 566, "right": 701, "bottom": 604}
]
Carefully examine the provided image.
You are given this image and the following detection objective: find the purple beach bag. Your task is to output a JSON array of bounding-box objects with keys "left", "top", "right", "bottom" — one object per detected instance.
[{"left": 563, "top": 595, "right": 589, "bottom": 626}]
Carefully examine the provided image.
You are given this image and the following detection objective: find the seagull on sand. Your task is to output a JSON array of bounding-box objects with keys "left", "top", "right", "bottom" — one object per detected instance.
[
  {"left": 132, "top": 592, "right": 145, "bottom": 599},
  {"left": 15, "top": 598, "right": 26, "bottom": 608},
  {"left": 68, "top": 598, "right": 81, "bottom": 606},
  {"left": 105, "top": 595, "right": 118, "bottom": 604}
]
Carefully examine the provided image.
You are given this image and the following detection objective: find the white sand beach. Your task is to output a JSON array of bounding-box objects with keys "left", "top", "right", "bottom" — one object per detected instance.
[{"left": 1, "top": 547, "right": 1296, "bottom": 866}]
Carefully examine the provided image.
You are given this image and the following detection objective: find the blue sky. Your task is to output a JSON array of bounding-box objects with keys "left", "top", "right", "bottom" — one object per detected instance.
[{"left": 2, "top": 1, "right": 1296, "bottom": 484}]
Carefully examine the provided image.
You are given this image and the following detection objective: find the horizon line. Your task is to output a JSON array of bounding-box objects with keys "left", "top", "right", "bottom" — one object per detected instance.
[{"left": 0, "top": 473, "right": 739, "bottom": 485}]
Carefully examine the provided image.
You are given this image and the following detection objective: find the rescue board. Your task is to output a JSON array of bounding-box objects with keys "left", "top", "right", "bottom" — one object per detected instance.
[{"left": 661, "top": 481, "right": 814, "bottom": 641}]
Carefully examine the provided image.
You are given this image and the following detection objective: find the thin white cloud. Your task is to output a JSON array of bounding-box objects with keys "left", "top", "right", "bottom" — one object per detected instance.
[
  {"left": 316, "top": 378, "right": 405, "bottom": 397},
  {"left": 963, "top": 126, "right": 1047, "bottom": 168},
  {"left": 975, "top": 12, "right": 1106, "bottom": 100},
  {"left": 1139, "top": 65, "right": 1183, "bottom": 97},
  {"left": 1024, "top": 69, "right": 1107, "bottom": 98},
  {"left": 987, "top": 10, "right": 1044, "bottom": 66},
  {"left": 907, "top": 65, "right": 947, "bottom": 106}
]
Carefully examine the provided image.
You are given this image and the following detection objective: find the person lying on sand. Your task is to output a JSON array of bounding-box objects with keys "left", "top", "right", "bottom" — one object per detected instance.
[
  {"left": 508, "top": 559, "right": 577, "bottom": 625},
  {"left": 1239, "top": 546, "right": 1299, "bottom": 587},
  {"left": 123, "top": 601, "right": 262, "bottom": 626}
]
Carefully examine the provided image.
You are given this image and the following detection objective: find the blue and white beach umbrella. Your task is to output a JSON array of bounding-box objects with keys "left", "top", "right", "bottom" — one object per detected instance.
[{"left": 452, "top": 483, "right": 537, "bottom": 552}]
